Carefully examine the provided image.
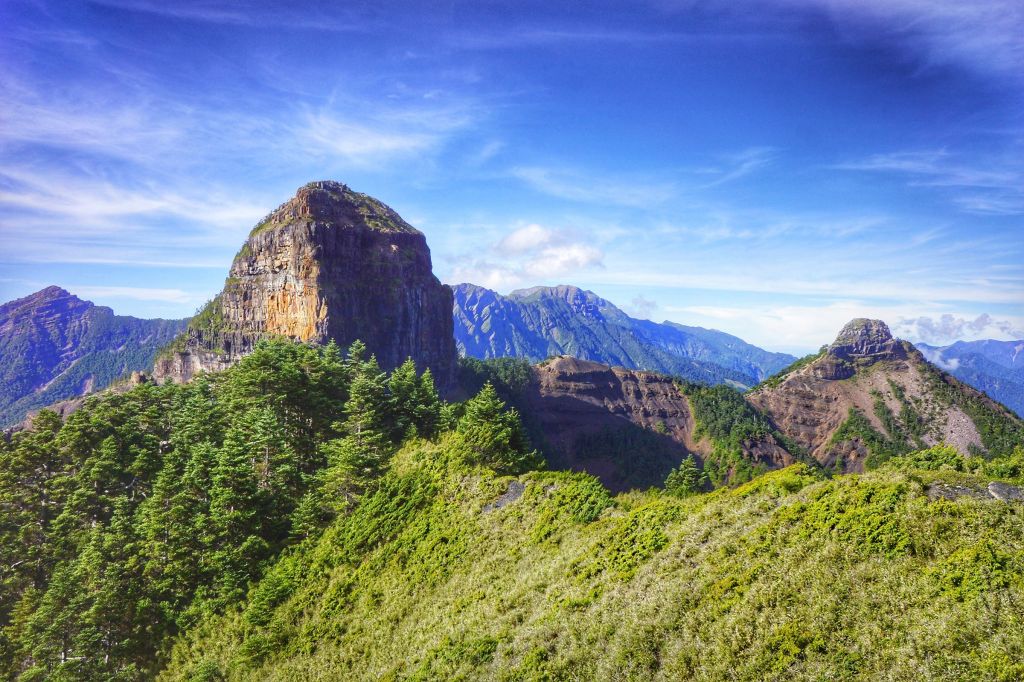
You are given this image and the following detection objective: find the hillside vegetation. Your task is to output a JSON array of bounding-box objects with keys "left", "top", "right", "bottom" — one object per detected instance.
[{"left": 0, "top": 339, "right": 1022, "bottom": 680}]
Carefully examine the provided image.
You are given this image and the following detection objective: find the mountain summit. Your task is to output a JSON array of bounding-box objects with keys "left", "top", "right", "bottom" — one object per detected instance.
[
  {"left": 155, "top": 181, "right": 458, "bottom": 385},
  {"left": 829, "top": 318, "right": 906, "bottom": 362},
  {"left": 749, "top": 318, "right": 1022, "bottom": 470},
  {"left": 0, "top": 287, "right": 185, "bottom": 426}
]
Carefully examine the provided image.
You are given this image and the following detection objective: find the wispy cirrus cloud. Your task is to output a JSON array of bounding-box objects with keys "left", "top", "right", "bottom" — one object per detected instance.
[
  {"left": 87, "top": 0, "right": 371, "bottom": 31},
  {"left": 0, "top": 163, "right": 265, "bottom": 228},
  {"left": 510, "top": 166, "right": 676, "bottom": 207},
  {"left": 698, "top": 147, "right": 777, "bottom": 188},
  {"left": 655, "top": 0, "right": 1024, "bottom": 82},
  {"left": 720, "top": 0, "right": 1024, "bottom": 82},
  {"left": 292, "top": 100, "right": 477, "bottom": 167},
  {"left": 836, "top": 148, "right": 1024, "bottom": 215}
]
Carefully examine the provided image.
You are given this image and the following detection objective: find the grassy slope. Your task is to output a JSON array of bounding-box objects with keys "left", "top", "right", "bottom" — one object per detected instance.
[{"left": 162, "top": 445, "right": 1024, "bottom": 682}]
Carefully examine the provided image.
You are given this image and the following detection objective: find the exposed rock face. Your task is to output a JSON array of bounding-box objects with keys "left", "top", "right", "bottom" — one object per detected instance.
[
  {"left": 829, "top": 318, "right": 907, "bottom": 363},
  {"left": 452, "top": 283, "right": 795, "bottom": 387},
  {"left": 749, "top": 318, "right": 1022, "bottom": 472},
  {"left": 521, "top": 356, "right": 792, "bottom": 492},
  {"left": 155, "top": 181, "right": 458, "bottom": 387},
  {"left": 0, "top": 287, "right": 185, "bottom": 426}
]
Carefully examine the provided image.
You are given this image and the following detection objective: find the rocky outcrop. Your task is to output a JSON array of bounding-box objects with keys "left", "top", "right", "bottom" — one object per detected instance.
[
  {"left": 155, "top": 181, "right": 458, "bottom": 387},
  {"left": 749, "top": 319, "right": 1023, "bottom": 472},
  {"left": 521, "top": 356, "right": 793, "bottom": 492},
  {"left": 829, "top": 318, "right": 908, "bottom": 363},
  {"left": 0, "top": 287, "right": 185, "bottom": 426}
]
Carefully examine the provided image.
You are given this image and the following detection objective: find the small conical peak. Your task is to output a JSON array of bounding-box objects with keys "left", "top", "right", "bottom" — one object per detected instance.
[
  {"left": 828, "top": 318, "right": 905, "bottom": 363},
  {"left": 248, "top": 181, "right": 420, "bottom": 238},
  {"left": 36, "top": 285, "right": 74, "bottom": 300}
]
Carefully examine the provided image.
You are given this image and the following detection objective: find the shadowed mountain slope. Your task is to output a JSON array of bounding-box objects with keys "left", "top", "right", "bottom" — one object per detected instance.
[{"left": 0, "top": 286, "right": 185, "bottom": 426}]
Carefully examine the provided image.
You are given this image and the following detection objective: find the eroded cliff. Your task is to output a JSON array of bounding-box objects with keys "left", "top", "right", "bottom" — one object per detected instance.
[{"left": 155, "top": 181, "right": 457, "bottom": 386}]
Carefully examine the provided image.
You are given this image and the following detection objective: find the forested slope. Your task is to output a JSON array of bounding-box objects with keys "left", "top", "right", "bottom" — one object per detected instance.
[{"left": 1, "top": 339, "right": 1022, "bottom": 681}]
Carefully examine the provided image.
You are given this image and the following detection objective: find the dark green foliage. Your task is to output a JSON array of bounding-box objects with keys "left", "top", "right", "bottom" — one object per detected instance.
[
  {"left": 454, "top": 382, "right": 544, "bottom": 475},
  {"left": 0, "top": 337, "right": 469, "bottom": 680},
  {"left": 570, "top": 423, "right": 688, "bottom": 492},
  {"left": 664, "top": 455, "right": 706, "bottom": 497},
  {"left": 830, "top": 407, "right": 909, "bottom": 468},
  {"left": 458, "top": 356, "right": 535, "bottom": 400},
  {"left": 677, "top": 381, "right": 787, "bottom": 485}
]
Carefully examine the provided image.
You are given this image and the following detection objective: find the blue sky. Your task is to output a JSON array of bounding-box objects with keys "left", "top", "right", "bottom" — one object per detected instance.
[{"left": 0, "top": 0, "right": 1021, "bottom": 354}]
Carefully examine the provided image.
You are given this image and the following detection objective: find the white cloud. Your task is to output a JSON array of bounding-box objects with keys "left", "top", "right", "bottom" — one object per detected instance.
[
  {"left": 627, "top": 295, "right": 659, "bottom": 320},
  {"left": 894, "top": 313, "right": 1024, "bottom": 345},
  {"left": 496, "top": 224, "right": 557, "bottom": 254},
  {"left": 918, "top": 347, "right": 960, "bottom": 370},
  {"left": 448, "top": 222, "right": 605, "bottom": 291},
  {"left": 662, "top": 301, "right": 1024, "bottom": 354},
  {"left": 666, "top": 300, "right": 935, "bottom": 353},
  {"left": 522, "top": 244, "right": 604, "bottom": 277}
]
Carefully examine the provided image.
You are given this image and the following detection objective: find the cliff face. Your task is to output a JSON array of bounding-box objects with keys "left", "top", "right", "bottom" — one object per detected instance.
[
  {"left": 522, "top": 356, "right": 793, "bottom": 492},
  {"left": 749, "top": 319, "right": 1023, "bottom": 471},
  {"left": 155, "top": 181, "right": 457, "bottom": 387},
  {"left": 452, "top": 283, "right": 795, "bottom": 387},
  {"left": 0, "top": 287, "right": 185, "bottom": 426}
]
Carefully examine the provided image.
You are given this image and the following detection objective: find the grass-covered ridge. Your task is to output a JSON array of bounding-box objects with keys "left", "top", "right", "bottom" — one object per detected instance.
[{"left": 163, "top": 452, "right": 1024, "bottom": 681}]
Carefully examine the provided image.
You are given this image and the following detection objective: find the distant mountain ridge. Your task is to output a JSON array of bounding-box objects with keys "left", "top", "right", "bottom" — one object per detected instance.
[
  {"left": 0, "top": 286, "right": 186, "bottom": 426},
  {"left": 917, "top": 339, "right": 1024, "bottom": 417},
  {"left": 452, "top": 283, "right": 795, "bottom": 387}
]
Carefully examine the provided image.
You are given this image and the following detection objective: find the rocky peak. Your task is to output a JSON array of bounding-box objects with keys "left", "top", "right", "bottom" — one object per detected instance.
[
  {"left": 828, "top": 318, "right": 906, "bottom": 363},
  {"left": 154, "top": 181, "right": 458, "bottom": 388},
  {"left": 1, "top": 287, "right": 93, "bottom": 328},
  {"left": 253, "top": 180, "right": 420, "bottom": 237},
  {"left": 509, "top": 285, "right": 610, "bottom": 317}
]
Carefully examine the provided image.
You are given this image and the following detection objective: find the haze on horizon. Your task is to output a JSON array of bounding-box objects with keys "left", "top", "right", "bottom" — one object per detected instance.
[{"left": 0, "top": 0, "right": 1021, "bottom": 355}]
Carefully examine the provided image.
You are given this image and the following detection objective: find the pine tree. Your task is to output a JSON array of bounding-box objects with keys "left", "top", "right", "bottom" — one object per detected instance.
[
  {"left": 664, "top": 455, "right": 706, "bottom": 497},
  {"left": 456, "top": 382, "right": 542, "bottom": 474},
  {"left": 388, "top": 358, "right": 420, "bottom": 441},
  {"left": 412, "top": 368, "right": 441, "bottom": 439}
]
